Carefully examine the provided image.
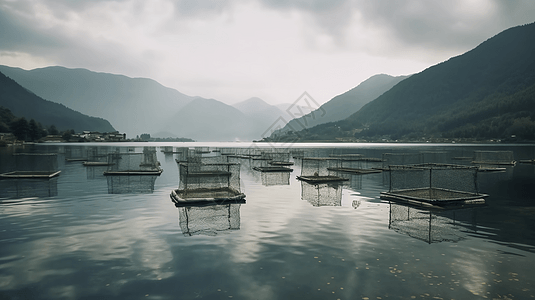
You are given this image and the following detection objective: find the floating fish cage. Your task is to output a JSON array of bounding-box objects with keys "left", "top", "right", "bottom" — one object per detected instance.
[
  {"left": 380, "top": 163, "right": 488, "bottom": 206},
  {"left": 176, "top": 200, "right": 244, "bottom": 236},
  {"left": 297, "top": 158, "right": 348, "bottom": 183},
  {"left": 83, "top": 147, "right": 114, "bottom": 166},
  {"left": 263, "top": 151, "right": 294, "bottom": 166},
  {"left": 472, "top": 150, "right": 515, "bottom": 165},
  {"left": 64, "top": 146, "right": 89, "bottom": 162},
  {"left": 382, "top": 153, "right": 423, "bottom": 169},
  {"left": 389, "top": 202, "right": 479, "bottom": 244},
  {"left": 103, "top": 148, "right": 162, "bottom": 176},
  {"left": 301, "top": 181, "right": 343, "bottom": 207},
  {"left": 327, "top": 158, "right": 382, "bottom": 175},
  {"left": 0, "top": 153, "right": 61, "bottom": 179},
  {"left": 171, "top": 161, "right": 244, "bottom": 205}
]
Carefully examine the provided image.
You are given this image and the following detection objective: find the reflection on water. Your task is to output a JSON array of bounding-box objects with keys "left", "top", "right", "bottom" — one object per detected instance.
[
  {"left": 301, "top": 181, "right": 342, "bottom": 207},
  {"left": 106, "top": 175, "right": 158, "bottom": 194},
  {"left": 177, "top": 202, "right": 244, "bottom": 236},
  {"left": 0, "top": 177, "right": 58, "bottom": 198},
  {"left": 260, "top": 171, "right": 291, "bottom": 186},
  {"left": 388, "top": 202, "right": 479, "bottom": 244},
  {"left": 1, "top": 143, "right": 535, "bottom": 300}
]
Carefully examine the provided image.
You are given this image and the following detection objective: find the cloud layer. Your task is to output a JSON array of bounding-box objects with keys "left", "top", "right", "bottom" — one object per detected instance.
[{"left": 0, "top": 0, "right": 533, "bottom": 104}]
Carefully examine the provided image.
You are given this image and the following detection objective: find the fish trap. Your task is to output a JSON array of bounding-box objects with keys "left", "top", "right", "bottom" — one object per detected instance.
[{"left": 380, "top": 163, "right": 488, "bottom": 206}]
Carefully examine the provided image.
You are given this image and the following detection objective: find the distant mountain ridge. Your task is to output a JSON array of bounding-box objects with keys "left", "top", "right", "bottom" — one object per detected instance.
[
  {"left": 0, "top": 71, "right": 115, "bottom": 133},
  {"left": 267, "top": 22, "right": 535, "bottom": 142},
  {"left": 0, "top": 65, "right": 193, "bottom": 136},
  {"left": 272, "top": 74, "right": 408, "bottom": 135}
]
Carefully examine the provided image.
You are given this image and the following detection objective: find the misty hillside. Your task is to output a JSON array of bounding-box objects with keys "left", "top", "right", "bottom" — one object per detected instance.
[
  {"left": 0, "top": 71, "right": 115, "bottom": 133},
  {"left": 273, "top": 74, "right": 408, "bottom": 134},
  {"left": 162, "top": 97, "right": 251, "bottom": 142},
  {"left": 0, "top": 65, "right": 193, "bottom": 136},
  {"left": 267, "top": 22, "right": 535, "bottom": 142}
]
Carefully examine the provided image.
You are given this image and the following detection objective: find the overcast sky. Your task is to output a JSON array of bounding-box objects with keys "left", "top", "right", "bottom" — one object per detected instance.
[{"left": 0, "top": 0, "right": 534, "bottom": 106}]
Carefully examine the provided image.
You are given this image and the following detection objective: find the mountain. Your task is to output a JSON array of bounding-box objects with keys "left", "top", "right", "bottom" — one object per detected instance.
[
  {"left": 0, "top": 71, "right": 115, "bottom": 133},
  {"left": 273, "top": 74, "right": 408, "bottom": 134},
  {"left": 0, "top": 66, "right": 193, "bottom": 136},
  {"left": 269, "top": 22, "right": 535, "bottom": 142},
  {"left": 232, "top": 97, "right": 290, "bottom": 138},
  {"left": 162, "top": 97, "right": 250, "bottom": 142}
]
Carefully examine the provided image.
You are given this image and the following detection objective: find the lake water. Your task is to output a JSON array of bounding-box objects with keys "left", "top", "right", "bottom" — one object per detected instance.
[{"left": 1, "top": 142, "right": 534, "bottom": 300}]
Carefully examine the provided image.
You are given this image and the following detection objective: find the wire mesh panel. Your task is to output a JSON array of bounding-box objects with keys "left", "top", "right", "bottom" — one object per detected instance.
[
  {"left": 473, "top": 151, "right": 515, "bottom": 165},
  {"left": 389, "top": 203, "right": 477, "bottom": 243},
  {"left": 178, "top": 203, "right": 242, "bottom": 236},
  {"left": 301, "top": 182, "right": 343, "bottom": 207}
]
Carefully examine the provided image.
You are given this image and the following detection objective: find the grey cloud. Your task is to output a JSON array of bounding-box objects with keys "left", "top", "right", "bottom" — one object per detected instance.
[
  {"left": 0, "top": 1, "right": 151, "bottom": 75},
  {"left": 258, "top": 0, "right": 535, "bottom": 54}
]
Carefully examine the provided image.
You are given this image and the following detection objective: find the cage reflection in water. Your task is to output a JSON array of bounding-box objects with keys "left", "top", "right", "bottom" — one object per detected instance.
[
  {"left": 388, "top": 202, "right": 479, "bottom": 244},
  {"left": 301, "top": 181, "right": 343, "bottom": 207},
  {"left": 261, "top": 171, "right": 291, "bottom": 186},
  {"left": 176, "top": 200, "right": 245, "bottom": 236},
  {"left": 0, "top": 177, "right": 58, "bottom": 198},
  {"left": 380, "top": 163, "right": 488, "bottom": 206},
  {"left": 106, "top": 175, "right": 158, "bottom": 194}
]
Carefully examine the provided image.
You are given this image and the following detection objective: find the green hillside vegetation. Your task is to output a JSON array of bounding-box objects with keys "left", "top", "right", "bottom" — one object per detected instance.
[
  {"left": 0, "top": 71, "right": 116, "bottom": 133},
  {"left": 267, "top": 22, "right": 535, "bottom": 142}
]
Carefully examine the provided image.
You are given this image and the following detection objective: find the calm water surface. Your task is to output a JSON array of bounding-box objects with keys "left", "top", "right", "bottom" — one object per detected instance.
[{"left": 1, "top": 143, "right": 534, "bottom": 300}]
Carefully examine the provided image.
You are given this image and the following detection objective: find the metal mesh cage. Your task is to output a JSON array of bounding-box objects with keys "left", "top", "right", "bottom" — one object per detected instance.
[
  {"left": 64, "top": 146, "right": 89, "bottom": 161},
  {"left": 261, "top": 151, "right": 290, "bottom": 162},
  {"left": 388, "top": 164, "right": 479, "bottom": 194},
  {"left": 178, "top": 203, "right": 242, "bottom": 236},
  {"left": 473, "top": 150, "right": 515, "bottom": 165},
  {"left": 301, "top": 182, "right": 343, "bottom": 207},
  {"left": 86, "top": 147, "right": 111, "bottom": 163},
  {"left": 301, "top": 158, "right": 334, "bottom": 177},
  {"left": 178, "top": 162, "right": 241, "bottom": 191},
  {"left": 383, "top": 163, "right": 485, "bottom": 203},
  {"left": 389, "top": 203, "right": 477, "bottom": 243},
  {"left": 106, "top": 148, "right": 161, "bottom": 172},
  {"left": 12, "top": 153, "right": 59, "bottom": 172}
]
